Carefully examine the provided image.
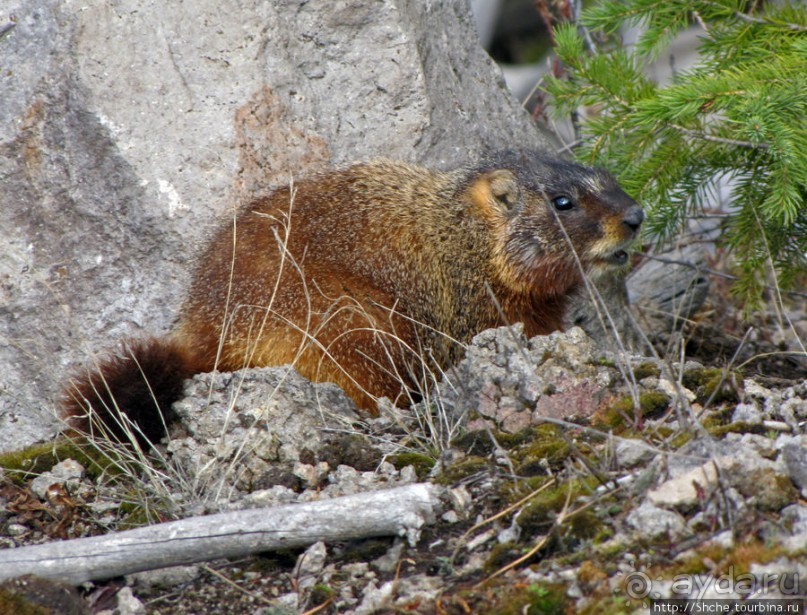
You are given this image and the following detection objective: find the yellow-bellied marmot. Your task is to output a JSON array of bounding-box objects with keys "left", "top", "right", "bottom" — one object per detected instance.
[{"left": 62, "top": 150, "right": 643, "bottom": 444}]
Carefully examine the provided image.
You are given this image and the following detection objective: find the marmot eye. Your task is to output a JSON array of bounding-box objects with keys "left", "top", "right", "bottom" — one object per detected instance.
[{"left": 552, "top": 195, "right": 574, "bottom": 211}]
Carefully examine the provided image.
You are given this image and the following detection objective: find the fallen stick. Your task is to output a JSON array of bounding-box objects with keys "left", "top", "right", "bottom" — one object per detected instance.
[{"left": 0, "top": 483, "right": 444, "bottom": 585}]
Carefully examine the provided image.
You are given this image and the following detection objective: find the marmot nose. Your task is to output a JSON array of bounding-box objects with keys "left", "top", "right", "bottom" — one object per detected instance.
[{"left": 622, "top": 206, "right": 644, "bottom": 233}]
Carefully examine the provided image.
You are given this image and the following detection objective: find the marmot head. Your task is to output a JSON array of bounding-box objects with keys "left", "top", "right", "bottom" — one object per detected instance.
[{"left": 464, "top": 150, "right": 643, "bottom": 294}]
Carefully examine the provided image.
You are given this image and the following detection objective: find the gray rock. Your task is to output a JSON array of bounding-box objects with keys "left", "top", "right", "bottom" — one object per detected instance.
[
  {"left": 749, "top": 558, "right": 807, "bottom": 599},
  {"left": 614, "top": 438, "right": 657, "bottom": 469},
  {"left": 166, "top": 366, "right": 362, "bottom": 503},
  {"left": 625, "top": 501, "right": 686, "bottom": 540},
  {"left": 356, "top": 575, "right": 444, "bottom": 615},
  {"left": 438, "top": 325, "right": 618, "bottom": 431},
  {"left": 128, "top": 566, "right": 201, "bottom": 589},
  {"left": 628, "top": 243, "right": 710, "bottom": 336},
  {"left": 0, "top": 0, "right": 551, "bottom": 451},
  {"left": 29, "top": 458, "right": 86, "bottom": 500},
  {"left": 647, "top": 456, "right": 738, "bottom": 510},
  {"left": 371, "top": 540, "right": 405, "bottom": 574},
  {"left": 108, "top": 586, "right": 146, "bottom": 615},
  {"left": 744, "top": 380, "right": 807, "bottom": 428},
  {"left": 781, "top": 441, "right": 807, "bottom": 494},
  {"left": 294, "top": 541, "right": 328, "bottom": 591},
  {"left": 731, "top": 402, "right": 763, "bottom": 425},
  {"left": 778, "top": 504, "right": 807, "bottom": 552}
]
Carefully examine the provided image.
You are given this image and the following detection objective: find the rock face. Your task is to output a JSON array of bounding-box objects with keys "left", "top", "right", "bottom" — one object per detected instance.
[
  {"left": 438, "top": 325, "right": 619, "bottom": 434},
  {"left": 0, "top": 0, "right": 550, "bottom": 450},
  {"left": 167, "top": 366, "right": 367, "bottom": 502}
]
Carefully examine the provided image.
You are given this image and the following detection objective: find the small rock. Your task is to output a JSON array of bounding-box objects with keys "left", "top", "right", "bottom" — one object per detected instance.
[
  {"left": 724, "top": 432, "right": 778, "bottom": 459},
  {"left": 749, "top": 558, "right": 807, "bottom": 598},
  {"left": 615, "top": 438, "right": 656, "bottom": 468},
  {"left": 649, "top": 440, "right": 778, "bottom": 510},
  {"left": 448, "top": 485, "right": 472, "bottom": 518},
  {"left": 129, "top": 565, "right": 200, "bottom": 588},
  {"left": 703, "top": 529, "right": 734, "bottom": 551},
  {"left": 110, "top": 587, "right": 145, "bottom": 615},
  {"left": 500, "top": 408, "right": 532, "bottom": 433},
  {"left": 732, "top": 402, "right": 763, "bottom": 425},
  {"left": 293, "top": 463, "right": 319, "bottom": 488},
  {"left": 372, "top": 540, "right": 405, "bottom": 574},
  {"left": 6, "top": 523, "right": 28, "bottom": 537},
  {"left": 497, "top": 521, "right": 521, "bottom": 544},
  {"left": 466, "top": 528, "right": 497, "bottom": 551},
  {"left": 239, "top": 485, "right": 297, "bottom": 508},
  {"left": 647, "top": 459, "right": 726, "bottom": 509},
  {"left": 458, "top": 553, "right": 486, "bottom": 576},
  {"left": 779, "top": 504, "right": 807, "bottom": 552},
  {"left": 356, "top": 580, "right": 394, "bottom": 615},
  {"left": 657, "top": 378, "right": 695, "bottom": 402},
  {"left": 30, "top": 459, "right": 86, "bottom": 500},
  {"left": 780, "top": 442, "right": 807, "bottom": 494},
  {"left": 399, "top": 465, "right": 418, "bottom": 483},
  {"left": 294, "top": 541, "right": 327, "bottom": 591},
  {"left": 625, "top": 502, "right": 686, "bottom": 539},
  {"left": 274, "top": 593, "right": 299, "bottom": 613},
  {"left": 342, "top": 562, "right": 371, "bottom": 578}
]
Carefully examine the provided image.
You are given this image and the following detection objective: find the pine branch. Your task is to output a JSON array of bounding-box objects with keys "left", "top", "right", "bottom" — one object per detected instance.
[{"left": 541, "top": 0, "right": 807, "bottom": 306}]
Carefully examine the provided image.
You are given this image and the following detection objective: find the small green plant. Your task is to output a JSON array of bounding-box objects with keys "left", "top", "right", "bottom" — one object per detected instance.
[{"left": 542, "top": 0, "right": 807, "bottom": 309}]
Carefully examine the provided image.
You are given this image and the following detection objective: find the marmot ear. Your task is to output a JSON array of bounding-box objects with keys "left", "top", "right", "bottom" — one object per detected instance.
[
  {"left": 487, "top": 169, "right": 521, "bottom": 209},
  {"left": 470, "top": 169, "right": 522, "bottom": 215}
]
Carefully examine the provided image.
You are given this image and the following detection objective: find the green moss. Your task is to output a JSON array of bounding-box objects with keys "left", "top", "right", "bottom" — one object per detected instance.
[
  {"left": 452, "top": 430, "right": 494, "bottom": 456},
  {"left": 0, "top": 588, "right": 50, "bottom": 615},
  {"left": 483, "top": 542, "right": 526, "bottom": 574},
  {"left": 593, "top": 357, "right": 617, "bottom": 368},
  {"left": 682, "top": 368, "right": 739, "bottom": 404},
  {"left": 388, "top": 452, "right": 435, "bottom": 480},
  {"left": 522, "top": 583, "right": 568, "bottom": 615},
  {"left": 669, "top": 431, "right": 693, "bottom": 448},
  {"left": 308, "top": 584, "right": 334, "bottom": 607},
  {"left": 568, "top": 510, "right": 604, "bottom": 540},
  {"left": 493, "top": 428, "right": 535, "bottom": 450},
  {"left": 435, "top": 455, "right": 490, "bottom": 485},
  {"left": 516, "top": 479, "right": 593, "bottom": 535},
  {"left": 736, "top": 469, "right": 799, "bottom": 512},
  {"left": 592, "top": 526, "right": 615, "bottom": 545},
  {"left": 638, "top": 392, "right": 670, "bottom": 419},
  {"left": 652, "top": 540, "right": 783, "bottom": 579},
  {"left": 595, "top": 392, "right": 670, "bottom": 431},
  {"left": 499, "top": 475, "right": 554, "bottom": 505},
  {"left": 594, "top": 397, "right": 635, "bottom": 431},
  {"left": 117, "top": 500, "right": 173, "bottom": 530},
  {"left": 0, "top": 438, "right": 121, "bottom": 485},
  {"left": 633, "top": 362, "right": 661, "bottom": 380},
  {"left": 513, "top": 425, "right": 572, "bottom": 476},
  {"left": 650, "top": 425, "right": 691, "bottom": 448},
  {"left": 449, "top": 581, "right": 568, "bottom": 615},
  {"left": 707, "top": 420, "right": 766, "bottom": 437},
  {"left": 452, "top": 428, "right": 535, "bottom": 457}
]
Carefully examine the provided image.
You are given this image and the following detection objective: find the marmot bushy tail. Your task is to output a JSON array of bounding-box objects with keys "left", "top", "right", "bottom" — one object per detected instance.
[
  {"left": 61, "top": 338, "right": 207, "bottom": 446},
  {"left": 61, "top": 151, "right": 643, "bottom": 445}
]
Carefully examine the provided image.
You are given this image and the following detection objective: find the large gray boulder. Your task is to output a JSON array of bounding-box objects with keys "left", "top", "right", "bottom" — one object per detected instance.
[{"left": 0, "top": 0, "right": 549, "bottom": 450}]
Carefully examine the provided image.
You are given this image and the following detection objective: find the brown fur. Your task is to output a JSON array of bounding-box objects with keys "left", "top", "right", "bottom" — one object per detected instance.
[{"left": 61, "top": 150, "right": 642, "bottom": 444}]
